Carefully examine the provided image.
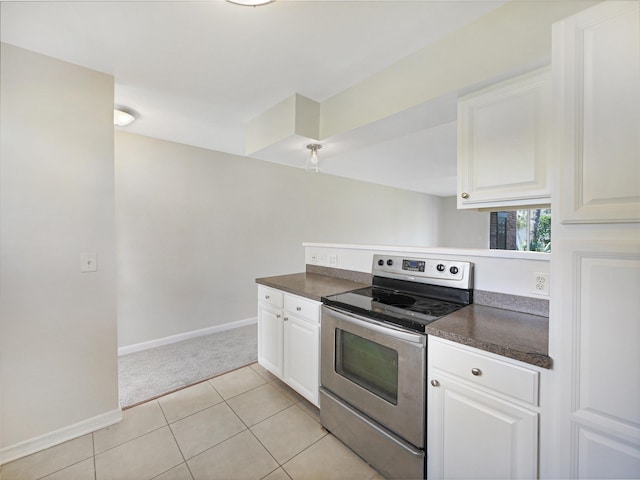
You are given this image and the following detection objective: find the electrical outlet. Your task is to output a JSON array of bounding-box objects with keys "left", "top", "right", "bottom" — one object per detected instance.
[
  {"left": 328, "top": 254, "right": 338, "bottom": 267},
  {"left": 532, "top": 272, "right": 549, "bottom": 295},
  {"left": 310, "top": 254, "right": 318, "bottom": 264}
]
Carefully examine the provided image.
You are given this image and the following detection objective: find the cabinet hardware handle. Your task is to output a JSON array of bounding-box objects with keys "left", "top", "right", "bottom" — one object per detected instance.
[
  {"left": 284, "top": 317, "right": 288, "bottom": 321},
  {"left": 276, "top": 314, "right": 281, "bottom": 319},
  {"left": 461, "top": 192, "right": 469, "bottom": 199},
  {"left": 296, "top": 307, "right": 302, "bottom": 311},
  {"left": 431, "top": 379, "right": 440, "bottom": 387},
  {"left": 471, "top": 368, "right": 482, "bottom": 376},
  {"left": 265, "top": 295, "right": 270, "bottom": 299}
]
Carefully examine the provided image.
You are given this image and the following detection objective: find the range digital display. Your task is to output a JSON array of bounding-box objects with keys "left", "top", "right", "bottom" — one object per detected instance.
[{"left": 402, "top": 259, "right": 425, "bottom": 272}]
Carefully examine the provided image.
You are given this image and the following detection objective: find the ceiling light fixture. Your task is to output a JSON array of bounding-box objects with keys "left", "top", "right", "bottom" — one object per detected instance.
[
  {"left": 114, "top": 108, "right": 135, "bottom": 127},
  {"left": 306, "top": 144, "right": 323, "bottom": 173},
  {"left": 226, "top": 0, "right": 274, "bottom": 6}
]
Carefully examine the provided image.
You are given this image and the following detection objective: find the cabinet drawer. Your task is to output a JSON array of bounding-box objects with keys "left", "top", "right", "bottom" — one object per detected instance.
[
  {"left": 258, "top": 286, "right": 283, "bottom": 308},
  {"left": 284, "top": 294, "right": 320, "bottom": 324},
  {"left": 430, "top": 338, "right": 539, "bottom": 406}
]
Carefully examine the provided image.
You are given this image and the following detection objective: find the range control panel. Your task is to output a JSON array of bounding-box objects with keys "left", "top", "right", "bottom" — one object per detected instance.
[{"left": 372, "top": 254, "right": 473, "bottom": 289}]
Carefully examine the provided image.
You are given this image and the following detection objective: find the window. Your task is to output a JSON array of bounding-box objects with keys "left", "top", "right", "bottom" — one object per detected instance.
[{"left": 490, "top": 209, "right": 551, "bottom": 252}]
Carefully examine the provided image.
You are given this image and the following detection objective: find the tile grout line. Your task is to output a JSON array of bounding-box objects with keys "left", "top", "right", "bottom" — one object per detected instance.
[
  {"left": 28, "top": 435, "right": 96, "bottom": 480},
  {"left": 156, "top": 401, "right": 195, "bottom": 480},
  {"left": 237, "top": 378, "right": 327, "bottom": 480},
  {"left": 179, "top": 376, "right": 288, "bottom": 476},
  {"left": 167, "top": 382, "right": 251, "bottom": 469},
  {"left": 92, "top": 403, "right": 168, "bottom": 457},
  {"left": 231, "top": 370, "right": 329, "bottom": 475},
  {"left": 222, "top": 388, "right": 281, "bottom": 469},
  {"left": 207, "top": 376, "right": 269, "bottom": 403},
  {"left": 141, "top": 373, "right": 262, "bottom": 472},
  {"left": 179, "top": 368, "right": 321, "bottom": 479}
]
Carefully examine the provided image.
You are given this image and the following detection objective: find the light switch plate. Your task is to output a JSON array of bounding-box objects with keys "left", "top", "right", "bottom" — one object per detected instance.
[{"left": 81, "top": 253, "right": 97, "bottom": 273}]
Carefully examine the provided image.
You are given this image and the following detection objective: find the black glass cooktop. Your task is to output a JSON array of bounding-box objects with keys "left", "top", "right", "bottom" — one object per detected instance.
[{"left": 322, "top": 284, "right": 470, "bottom": 333}]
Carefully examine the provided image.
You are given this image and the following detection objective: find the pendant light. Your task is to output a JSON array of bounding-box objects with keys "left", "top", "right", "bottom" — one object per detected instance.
[{"left": 306, "top": 144, "right": 323, "bottom": 173}]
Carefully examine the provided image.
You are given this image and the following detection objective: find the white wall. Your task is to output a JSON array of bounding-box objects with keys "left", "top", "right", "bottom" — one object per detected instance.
[
  {"left": 0, "top": 43, "right": 120, "bottom": 460},
  {"left": 115, "top": 131, "right": 442, "bottom": 348},
  {"left": 438, "top": 196, "right": 490, "bottom": 248},
  {"left": 304, "top": 243, "right": 550, "bottom": 299}
]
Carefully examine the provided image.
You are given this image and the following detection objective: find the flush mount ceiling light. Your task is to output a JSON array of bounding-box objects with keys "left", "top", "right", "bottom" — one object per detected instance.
[
  {"left": 226, "top": 0, "right": 274, "bottom": 6},
  {"left": 306, "top": 144, "right": 323, "bottom": 173},
  {"left": 114, "top": 108, "right": 135, "bottom": 127}
]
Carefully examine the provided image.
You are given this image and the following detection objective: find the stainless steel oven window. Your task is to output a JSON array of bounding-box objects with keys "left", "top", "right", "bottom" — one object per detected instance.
[{"left": 335, "top": 329, "right": 399, "bottom": 404}]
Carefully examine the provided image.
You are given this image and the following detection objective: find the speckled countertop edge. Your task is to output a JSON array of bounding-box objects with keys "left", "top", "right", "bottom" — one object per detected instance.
[
  {"left": 255, "top": 271, "right": 368, "bottom": 302},
  {"left": 426, "top": 304, "right": 552, "bottom": 369},
  {"left": 426, "top": 329, "right": 552, "bottom": 368}
]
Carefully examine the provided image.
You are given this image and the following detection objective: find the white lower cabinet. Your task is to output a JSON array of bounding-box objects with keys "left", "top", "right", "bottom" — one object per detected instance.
[
  {"left": 428, "top": 337, "right": 540, "bottom": 479},
  {"left": 257, "top": 285, "right": 320, "bottom": 406},
  {"left": 257, "top": 302, "right": 284, "bottom": 378},
  {"left": 283, "top": 313, "right": 319, "bottom": 404}
]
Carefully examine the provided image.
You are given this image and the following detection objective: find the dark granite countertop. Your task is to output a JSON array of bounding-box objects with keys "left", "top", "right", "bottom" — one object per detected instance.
[
  {"left": 426, "top": 304, "right": 552, "bottom": 369},
  {"left": 255, "top": 272, "right": 368, "bottom": 302},
  {"left": 257, "top": 268, "right": 551, "bottom": 369}
]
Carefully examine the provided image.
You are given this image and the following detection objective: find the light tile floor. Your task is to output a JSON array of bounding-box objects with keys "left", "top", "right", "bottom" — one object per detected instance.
[{"left": 2, "top": 363, "right": 383, "bottom": 480}]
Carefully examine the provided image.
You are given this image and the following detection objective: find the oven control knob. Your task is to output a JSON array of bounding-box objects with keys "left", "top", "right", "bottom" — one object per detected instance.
[
  {"left": 449, "top": 266, "right": 459, "bottom": 275},
  {"left": 387, "top": 259, "right": 394, "bottom": 266},
  {"left": 436, "top": 263, "right": 445, "bottom": 272},
  {"left": 378, "top": 259, "right": 384, "bottom": 266}
]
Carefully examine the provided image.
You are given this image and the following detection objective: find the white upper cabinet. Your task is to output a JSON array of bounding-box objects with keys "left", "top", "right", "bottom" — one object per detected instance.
[
  {"left": 554, "top": 0, "right": 640, "bottom": 223},
  {"left": 457, "top": 68, "right": 552, "bottom": 210}
]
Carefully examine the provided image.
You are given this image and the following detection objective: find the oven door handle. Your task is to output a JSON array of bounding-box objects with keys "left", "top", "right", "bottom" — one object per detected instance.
[{"left": 323, "top": 306, "right": 425, "bottom": 345}]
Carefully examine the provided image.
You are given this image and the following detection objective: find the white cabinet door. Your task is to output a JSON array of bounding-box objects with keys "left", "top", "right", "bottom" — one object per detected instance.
[
  {"left": 552, "top": 236, "right": 640, "bottom": 478},
  {"left": 429, "top": 372, "right": 538, "bottom": 480},
  {"left": 457, "top": 68, "right": 551, "bottom": 210},
  {"left": 554, "top": 0, "right": 640, "bottom": 223},
  {"left": 284, "top": 314, "right": 319, "bottom": 406},
  {"left": 551, "top": 2, "right": 640, "bottom": 478},
  {"left": 257, "top": 303, "right": 283, "bottom": 378}
]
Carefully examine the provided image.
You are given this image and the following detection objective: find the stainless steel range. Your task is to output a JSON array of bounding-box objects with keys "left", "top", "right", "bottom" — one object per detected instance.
[{"left": 320, "top": 254, "right": 473, "bottom": 480}]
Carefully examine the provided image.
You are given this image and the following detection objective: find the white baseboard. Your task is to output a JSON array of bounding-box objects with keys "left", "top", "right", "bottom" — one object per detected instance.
[
  {"left": 1, "top": 408, "right": 122, "bottom": 465},
  {"left": 118, "top": 317, "right": 258, "bottom": 356}
]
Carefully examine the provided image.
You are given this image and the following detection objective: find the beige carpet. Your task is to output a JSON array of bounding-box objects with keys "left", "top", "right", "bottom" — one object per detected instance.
[{"left": 118, "top": 324, "right": 258, "bottom": 408}]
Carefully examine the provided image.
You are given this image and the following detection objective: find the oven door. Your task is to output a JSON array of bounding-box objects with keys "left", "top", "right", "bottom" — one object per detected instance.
[{"left": 320, "top": 305, "right": 426, "bottom": 448}]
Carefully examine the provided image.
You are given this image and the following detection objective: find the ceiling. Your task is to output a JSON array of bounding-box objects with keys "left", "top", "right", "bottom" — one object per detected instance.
[{"left": 1, "top": 0, "right": 511, "bottom": 196}]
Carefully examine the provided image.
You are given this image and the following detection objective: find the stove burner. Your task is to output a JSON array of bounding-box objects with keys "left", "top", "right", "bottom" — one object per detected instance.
[{"left": 371, "top": 292, "right": 416, "bottom": 308}]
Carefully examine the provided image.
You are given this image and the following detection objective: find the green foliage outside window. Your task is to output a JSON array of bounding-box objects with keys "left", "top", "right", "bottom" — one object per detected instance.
[
  {"left": 517, "top": 209, "right": 551, "bottom": 252},
  {"left": 491, "top": 208, "right": 551, "bottom": 252}
]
